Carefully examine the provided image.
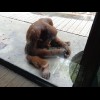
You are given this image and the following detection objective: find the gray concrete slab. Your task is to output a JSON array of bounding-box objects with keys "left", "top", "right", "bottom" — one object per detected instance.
[{"left": 0, "top": 16, "right": 88, "bottom": 87}]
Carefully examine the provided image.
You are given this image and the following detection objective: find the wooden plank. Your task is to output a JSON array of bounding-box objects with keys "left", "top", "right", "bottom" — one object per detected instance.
[
  {"left": 53, "top": 17, "right": 62, "bottom": 27},
  {"left": 54, "top": 18, "right": 66, "bottom": 27},
  {"left": 6, "top": 75, "right": 26, "bottom": 87},
  {"left": 85, "top": 29, "right": 91, "bottom": 37},
  {"left": 52, "top": 17, "right": 60, "bottom": 23},
  {"left": 57, "top": 18, "right": 72, "bottom": 30},
  {"left": 10, "top": 13, "right": 32, "bottom": 22},
  {"left": 0, "top": 65, "right": 39, "bottom": 87},
  {"left": 10, "top": 13, "right": 26, "bottom": 19},
  {"left": 62, "top": 19, "right": 77, "bottom": 31},
  {"left": 0, "top": 12, "right": 14, "bottom": 17},
  {"left": 83, "top": 24, "right": 93, "bottom": 37},
  {"left": 73, "top": 20, "right": 88, "bottom": 35},
  {"left": 21, "top": 81, "right": 38, "bottom": 87},
  {"left": 9, "top": 12, "right": 24, "bottom": 17},
  {"left": 67, "top": 19, "right": 83, "bottom": 33},
  {"left": 51, "top": 17, "right": 58, "bottom": 21},
  {"left": 0, "top": 65, "right": 9, "bottom": 79},
  {"left": 25, "top": 15, "right": 39, "bottom": 22},
  {"left": 2, "top": 12, "right": 20, "bottom": 18},
  {"left": 30, "top": 16, "right": 40, "bottom": 23},
  {"left": 0, "top": 70, "right": 16, "bottom": 87},
  {"left": 23, "top": 14, "right": 40, "bottom": 23},
  {"left": 19, "top": 13, "right": 36, "bottom": 21},
  {"left": 8, "top": 12, "right": 40, "bottom": 23},
  {"left": 80, "top": 21, "right": 93, "bottom": 36},
  {"left": 27, "top": 15, "right": 41, "bottom": 23},
  {"left": 15, "top": 13, "right": 35, "bottom": 22}
]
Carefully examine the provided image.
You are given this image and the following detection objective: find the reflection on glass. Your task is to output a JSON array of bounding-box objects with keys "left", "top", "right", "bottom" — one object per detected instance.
[{"left": 69, "top": 51, "right": 83, "bottom": 83}]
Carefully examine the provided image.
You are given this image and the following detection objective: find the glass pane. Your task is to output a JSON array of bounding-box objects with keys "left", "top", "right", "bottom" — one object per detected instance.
[{"left": 0, "top": 12, "right": 96, "bottom": 87}]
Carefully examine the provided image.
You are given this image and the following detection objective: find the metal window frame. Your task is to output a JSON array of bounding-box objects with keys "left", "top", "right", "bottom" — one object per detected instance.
[{"left": 73, "top": 12, "right": 100, "bottom": 87}]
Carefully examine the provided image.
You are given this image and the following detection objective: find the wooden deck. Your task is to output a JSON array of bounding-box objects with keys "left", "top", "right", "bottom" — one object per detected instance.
[
  {"left": 0, "top": 65, "right": 39, "bottom": 87},
  {"left": 0, "top": 12, "right": 94, "bottom": 37}
]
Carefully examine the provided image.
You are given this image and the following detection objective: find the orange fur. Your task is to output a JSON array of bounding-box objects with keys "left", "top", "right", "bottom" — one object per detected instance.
[{"left": 25, "top": 18, "right": 71, "bottom": 79}]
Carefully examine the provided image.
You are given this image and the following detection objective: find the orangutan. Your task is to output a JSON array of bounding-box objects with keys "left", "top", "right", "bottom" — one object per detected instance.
[{"left": 25, "top": 18, "right": 71, "bottom": 79}]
